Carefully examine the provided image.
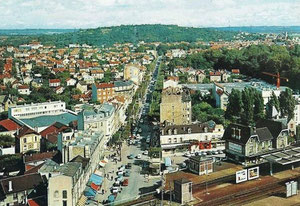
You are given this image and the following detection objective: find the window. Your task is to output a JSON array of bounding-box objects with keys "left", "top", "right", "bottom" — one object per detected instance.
[
  {"left": 180, "top": 137, "right": 183, "bottom": 143},
  {"left": 168, "top": 138, "right": 172, "bottom": 143},
  {"left": 174, "top": 138, "right": 177, "bottom": 143},
  {"left": 13, "top": 193, "right": 17, "bottom": 199},
  {"left": 35, "top": 136, "right": 37, "bottom": 142},
  {"left": 63, "top": 200, "right": 67, "bottom": 206},
  {"left": 54, "top": 190, "right": 59, "bottom": 198},
  {"left": 23, "top": 138, "right": 27, "bottom": 143},
  {"left": 62, "top": 190, "right": 67, "bottom": 199}
]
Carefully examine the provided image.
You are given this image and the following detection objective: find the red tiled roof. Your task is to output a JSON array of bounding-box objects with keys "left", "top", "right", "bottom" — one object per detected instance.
[
  {"left": 40, "top": 122, "right": 69, "bottom": 138},
  {"left": 231, "top": 69, "right": 240, "bottom": 74},
  {"left": 49, "top": 79, "right": 61, "bottom": 83},
  {"left": 24, "top": 151, "right": 57, "bottom": 163},
  {"left": 18, "top": 85, "right": 29, "bottom": 89},
  {"left": 0, "top": 119, "right": 21, "bottom": 131},
  {"left": 209, "top": 71, "right": 221, "bottom": 76},
  {"left": 15, "top": 126, "right": 39, "bottom": 139},
  {"left": 167, "top": 76, "right": 179, "bottom": 81},
  {"left": 95, "top": 83, "right": 114, "bottom": 89}
]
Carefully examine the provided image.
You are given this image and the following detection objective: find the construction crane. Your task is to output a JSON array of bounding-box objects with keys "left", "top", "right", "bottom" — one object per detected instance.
[{"left": 262, "top": 72, "right": 288, "bottom": 89}]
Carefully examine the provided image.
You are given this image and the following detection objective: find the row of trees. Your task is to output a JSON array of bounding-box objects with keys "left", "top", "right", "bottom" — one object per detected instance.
[{"left": 225, "top": 88, "right": 296, "bottom": 124}]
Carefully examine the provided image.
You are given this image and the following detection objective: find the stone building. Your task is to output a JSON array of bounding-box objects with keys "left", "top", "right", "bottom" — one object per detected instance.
[
  {"left": 173, "top": 178, "right": 193, "bottom": 204},
  {"left": 160, "top": 87, "right": 192, "bottom": 125}
]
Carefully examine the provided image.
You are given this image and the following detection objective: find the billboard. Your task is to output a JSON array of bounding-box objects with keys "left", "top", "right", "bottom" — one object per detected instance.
[
  {"left": 236, "top": 169, "right": 247, "bottom": 183},
  {"left": 248, "top": 167, "right": 259, "bottom": 180}
]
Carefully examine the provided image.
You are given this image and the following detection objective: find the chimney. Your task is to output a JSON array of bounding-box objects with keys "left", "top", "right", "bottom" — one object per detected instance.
[{"left": 8, "top": 181, "right": 13, "bottom": 192}]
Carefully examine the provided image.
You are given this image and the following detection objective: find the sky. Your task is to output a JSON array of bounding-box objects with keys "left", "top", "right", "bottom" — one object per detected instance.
[{"left": 0, "top": 0, "right": 299, "bottom": 29}]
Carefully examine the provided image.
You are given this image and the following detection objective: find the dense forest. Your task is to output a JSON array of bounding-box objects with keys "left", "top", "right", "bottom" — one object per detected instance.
[
  {"left": 167, "top": 44, "right": 300, "bottom": 91},
  {"left": 0, "top": 24, "right": 242, "bottom": 47}
]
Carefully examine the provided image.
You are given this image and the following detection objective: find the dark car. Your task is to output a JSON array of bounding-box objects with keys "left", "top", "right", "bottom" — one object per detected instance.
[{"left": 126, "top": 163, "right": 132, "bottom": 169}]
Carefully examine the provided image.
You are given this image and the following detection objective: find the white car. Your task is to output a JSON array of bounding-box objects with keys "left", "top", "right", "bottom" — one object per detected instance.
[
  {"left": 184, "top": 153, "right": 192, "bottom": 157},
  {"left": 143, "top": 151, "right": 149, "bottom": 155},
  {"left": 136, "top": 154, "right": 142, "bottom": 159}
]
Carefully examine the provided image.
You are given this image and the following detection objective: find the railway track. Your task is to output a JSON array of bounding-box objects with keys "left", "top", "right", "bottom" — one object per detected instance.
[{"left": 195, "top": 179, "right": 286, "bottom": 206}]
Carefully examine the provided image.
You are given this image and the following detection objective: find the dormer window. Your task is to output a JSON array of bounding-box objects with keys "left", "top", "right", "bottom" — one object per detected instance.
[
  {"left": 204, "top": 127, "right": 208, "bottom": 133},
  {"left": 237, "top": 129, "right": 241, "bottom": 140},
  {"left": 231, "top": 128, "right": 236, "bottom": 138},
  {"left": 187, "top": 128, "right": 192, "bottom": 134},
  {"left": 173, "top": 129, "right": 177, "bottom": 135},
  {"left": 168, "top": 129, "right": 172, "bottom": 135}
]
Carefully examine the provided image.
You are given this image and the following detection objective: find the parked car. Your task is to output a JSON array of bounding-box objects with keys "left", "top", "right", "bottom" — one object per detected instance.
[
  {"left": 119, "top": 165, "right": 126, "bottom": 171},
  {"left": 136, "top": 154, "right": 142, "bottom": 159},
  {"left": 123, "top": 179, "right": 129, "bottom": 186},
  {"left": 126, "top": 163, "right": 132, "bottom": 169},
  {"left": 128, "top": 154, "right": 134, "bottom": 159},
  {"left": 124, "top": 170, "right": 130, "bottom": 177},
  {"left": 143, "top": 151, "right": 149, "bottom": 155},
  {"left": 184, "top": 152, "right": 192, "bottom": 157}
]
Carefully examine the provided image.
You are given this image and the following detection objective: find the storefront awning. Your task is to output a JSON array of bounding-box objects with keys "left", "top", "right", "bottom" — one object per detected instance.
[
  {"left": 84, "top": 187, "right": 96, "bottom": 197},
  {"left": 89, "top": 173, "right": 103, "bottom": 185}
]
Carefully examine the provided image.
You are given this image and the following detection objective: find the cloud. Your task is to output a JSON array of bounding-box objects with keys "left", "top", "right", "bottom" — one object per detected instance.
[{"left": 0, "top": 0, "right": 299, "bottom": 28}]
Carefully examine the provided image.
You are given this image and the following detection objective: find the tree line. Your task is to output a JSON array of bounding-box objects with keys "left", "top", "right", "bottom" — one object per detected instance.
[
  {"left": 168, "top": 44, "right": 300, "bottom": 91},
  {"left": 225, "top": 88, "right": 296, "bottom": 125}
]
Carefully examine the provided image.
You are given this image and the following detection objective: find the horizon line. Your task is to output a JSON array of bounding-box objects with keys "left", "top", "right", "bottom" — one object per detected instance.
[{"left": 0, "top": 24, "right": 300, "bottom": 30}]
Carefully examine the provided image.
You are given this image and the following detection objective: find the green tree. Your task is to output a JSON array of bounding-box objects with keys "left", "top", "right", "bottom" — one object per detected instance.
[
  {"left": 225, "top": 89, "right": 243, "bottom": 121},
  {"left": 253, "top": 90, "right": 265, "bottom": 121},
  {"left": 241, "top": 88, "right": 254, "bottom": 124},
  {"left": 279, "top": 89, "right": 296, "bottom": 121}
]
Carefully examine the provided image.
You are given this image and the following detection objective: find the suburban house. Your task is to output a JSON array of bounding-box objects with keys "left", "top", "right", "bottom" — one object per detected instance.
[
  {"left": 0, "top": 119, "right": 21, "bottom": 137},
  {"left": 0, "top": 95, "right": 15, "bottom": 113},
  {"left": 66, "top": 78, "right": 77, "bottom": 86},
  {"left": 17, "top": 85, "right": 31, "bottom": 95},
  {"left": 209, "top": 71, "right": 222, "bottom": 82},
  {"left": 15, "top": 125, "right": 42, "bottom": 154},
  {"left": 49, "top": 79, "right": 61, "bottom": 87}
]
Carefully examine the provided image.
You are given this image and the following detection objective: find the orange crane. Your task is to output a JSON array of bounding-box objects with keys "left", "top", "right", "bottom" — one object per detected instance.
[{"left": 262, "top": 72, "right": 288, "bottom": 89}]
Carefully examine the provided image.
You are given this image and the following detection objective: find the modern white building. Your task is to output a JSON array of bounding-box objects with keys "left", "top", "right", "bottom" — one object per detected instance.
[{"left": 8, "top": 101, "right": 77, "bottom": 132}]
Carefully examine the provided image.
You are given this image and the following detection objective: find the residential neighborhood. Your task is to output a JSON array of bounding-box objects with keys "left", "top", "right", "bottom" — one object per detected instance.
[{"left": 1, "top": 2, "right": 300, "bottom": 206}]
